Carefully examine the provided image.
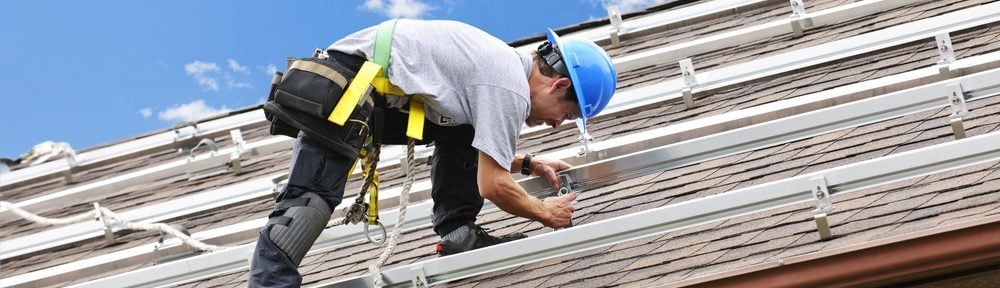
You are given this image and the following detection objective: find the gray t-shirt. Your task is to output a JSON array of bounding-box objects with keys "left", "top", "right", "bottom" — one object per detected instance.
[{"left": 328, "top": 19, "right": 532, "bottom": 171}]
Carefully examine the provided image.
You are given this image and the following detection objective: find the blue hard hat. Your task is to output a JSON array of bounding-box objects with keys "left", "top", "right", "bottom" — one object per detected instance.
[{"left": 545, "top": 29, "right": 618, "bottom": 130}]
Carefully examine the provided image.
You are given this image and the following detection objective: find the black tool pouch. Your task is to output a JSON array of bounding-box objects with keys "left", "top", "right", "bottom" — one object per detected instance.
[{"left": 263, "top": 56, "right": 376, "bottom": 160}]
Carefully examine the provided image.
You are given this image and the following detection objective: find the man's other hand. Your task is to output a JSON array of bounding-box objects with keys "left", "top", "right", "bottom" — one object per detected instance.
[
  {"left": 541, "top": 192, "right": 577, "bottom": 228},
  {"left": 530, "top": 157, "right": 572, "bottom": 188}
]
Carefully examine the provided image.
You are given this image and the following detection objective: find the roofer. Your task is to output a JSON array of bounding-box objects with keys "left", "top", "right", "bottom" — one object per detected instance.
[{"left": 250, "top": 19, "right": 617, "bottom": 287}]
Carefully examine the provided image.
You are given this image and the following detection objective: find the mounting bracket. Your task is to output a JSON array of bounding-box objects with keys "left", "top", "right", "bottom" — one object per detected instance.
[
  {"left": 936, "top": 33, "right": 956, "bottom": 74},
  {"left": 608, "top": 6, "right": 624, "bottom": 46},
  {"left": 229, "top": 129, "right": 249, "bottom": 174},
  {"left": 947, "top": 83, "right": 969, "bottom": 139},
  {"left": 173, "top": 121, "right": 199, "bottom": 142},
  {"left": 679, "top": 58, "right": 698, "bottom": 109},
  {"left": 95, "top": 203, "right": 116, "bottom": 244},
  {"left": 810, "top": 176, "right": 834, "bottom": 240},
  {"left": 789, "top": 0, "right": 812, "bottom": 37},
  {"left": 410, "top": 265, "right": 430, "bottom": 287}
]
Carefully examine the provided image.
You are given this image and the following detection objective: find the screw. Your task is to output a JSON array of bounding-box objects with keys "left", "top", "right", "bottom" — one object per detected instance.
[{"left": 815, "top": 186, "right": 825, "bottom": 199}]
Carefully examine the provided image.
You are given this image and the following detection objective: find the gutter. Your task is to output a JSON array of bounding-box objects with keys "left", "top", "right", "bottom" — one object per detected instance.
[{"left": 672, "top": 214, "right": 1000, "bottom": 288}]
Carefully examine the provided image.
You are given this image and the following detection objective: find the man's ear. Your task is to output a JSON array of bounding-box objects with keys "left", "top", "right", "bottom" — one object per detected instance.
[{"left": 553, "top": 77, "right": 572, "bottom": 94}]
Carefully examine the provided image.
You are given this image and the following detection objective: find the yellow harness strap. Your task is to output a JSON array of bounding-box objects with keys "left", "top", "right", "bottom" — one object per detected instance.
[{"left": 328, "top": 19, "right": 425, "bottom": 140}]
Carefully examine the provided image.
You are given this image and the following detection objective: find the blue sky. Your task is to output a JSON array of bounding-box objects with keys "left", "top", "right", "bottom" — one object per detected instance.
[{"left": 0, "top": 0, "right": 658, "bottom": 159}]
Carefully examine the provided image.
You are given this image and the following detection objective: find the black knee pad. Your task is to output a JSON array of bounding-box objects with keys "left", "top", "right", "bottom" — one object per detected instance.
[{"left": 265, "top": 192, "right": 332, "bottom": 266}]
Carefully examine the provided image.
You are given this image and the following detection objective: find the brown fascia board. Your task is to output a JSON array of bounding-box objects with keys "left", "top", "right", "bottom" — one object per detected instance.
[{"left": 670, "top": 214, "right": 1000, "bottom": 288}]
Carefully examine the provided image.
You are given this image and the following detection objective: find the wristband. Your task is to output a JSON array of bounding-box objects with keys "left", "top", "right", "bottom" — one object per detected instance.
[{"left": 521, "top": 153, "right": 534, "bottom": 176}]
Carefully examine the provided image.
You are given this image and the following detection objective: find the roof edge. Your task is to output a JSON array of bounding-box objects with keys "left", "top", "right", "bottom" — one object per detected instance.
[{"left": 672, "top": 214, "right": 1000, "bottom": 288}]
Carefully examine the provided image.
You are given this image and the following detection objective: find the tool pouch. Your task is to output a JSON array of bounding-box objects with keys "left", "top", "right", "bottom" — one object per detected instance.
[{"left": 263, "top": 56, "right": 378, "bottom": 160}]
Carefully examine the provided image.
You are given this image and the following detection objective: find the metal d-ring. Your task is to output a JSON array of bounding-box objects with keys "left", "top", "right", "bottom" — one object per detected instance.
[{"left": 365, "top": 221, "right": 387, "bottom": 245}]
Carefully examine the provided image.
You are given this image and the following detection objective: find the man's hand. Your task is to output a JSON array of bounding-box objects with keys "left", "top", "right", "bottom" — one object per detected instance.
[
  {"left": 540, "top": 192, "right": 577, "bottom": 228},
  {"left": 530, "top": 156, "right": 572, "bottom": 188}
]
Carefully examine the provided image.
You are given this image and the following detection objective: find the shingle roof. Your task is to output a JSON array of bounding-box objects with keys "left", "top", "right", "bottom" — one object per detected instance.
[{"left": 2, "top": 0, "right": 999, "bottom": 287}]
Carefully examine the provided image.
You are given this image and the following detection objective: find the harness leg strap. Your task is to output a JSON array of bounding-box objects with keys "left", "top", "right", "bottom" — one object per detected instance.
[{"left": 265, "top": 192, "right": 333, "bottom": 266}]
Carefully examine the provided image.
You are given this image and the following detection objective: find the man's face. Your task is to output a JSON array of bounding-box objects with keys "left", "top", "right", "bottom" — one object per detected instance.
[{"left": 526, "top": 89, "right": 581, "bottom": 130}]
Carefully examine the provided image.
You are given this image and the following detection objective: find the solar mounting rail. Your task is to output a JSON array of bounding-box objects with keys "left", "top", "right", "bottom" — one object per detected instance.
[
  {"left": 51, "top": 63, "right": 1000, "bottom": 288},
  {"left": 319, "top": 130, "right": 1000, "bottom": 287},
  {"left": 9, "top": 47, "right": 1000, "bottom": 272}
]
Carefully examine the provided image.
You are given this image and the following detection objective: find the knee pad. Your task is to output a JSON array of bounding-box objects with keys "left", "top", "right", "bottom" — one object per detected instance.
[{"left": 266, "top": 192, "right": 332, "bottom": 266}]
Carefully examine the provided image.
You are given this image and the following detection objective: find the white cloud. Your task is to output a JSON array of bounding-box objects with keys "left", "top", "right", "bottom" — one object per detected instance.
[
  {"left": 228, "top": 59, "right": 250, "bottom": 74},
  {"left": 265, "top": 64, "right": 278, "bottom": 75},
  {"left": 140, "top": 108, "right": 153, "bottom": 118},
  {"left": 185, "top": 61, "right": 221, "bottom": 91},
  {"left": 602, "top": 0, "right": 659, "bottom": 13},
  {"left": 158, "top": 100, "right": 231, "bottom": 122},
  {"left": 362, "top": 0, "right": 433, "bottom": 19},
  {"left": 226, "top": 75, "right": 254, "bottom": 89}
]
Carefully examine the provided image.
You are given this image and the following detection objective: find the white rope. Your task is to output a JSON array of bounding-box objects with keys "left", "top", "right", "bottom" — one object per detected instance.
[
  {"left": 0, "top": 201, "right": 226, "bottom": 252},
  {"left": 369, "top": 139, "right": 415, "bottom": 287}
]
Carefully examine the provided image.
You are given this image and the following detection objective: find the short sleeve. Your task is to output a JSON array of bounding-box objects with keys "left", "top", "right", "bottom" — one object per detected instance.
[{"left": 465, "top": 85, "right": 529, "bottom": 171}]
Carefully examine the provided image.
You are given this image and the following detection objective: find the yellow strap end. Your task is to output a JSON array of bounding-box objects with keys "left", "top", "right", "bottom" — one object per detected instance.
[
  {"left": 329, "top": 61, "right": 381, "bottom": 125},
  {"left": 407, "top": 97, "right": 425, "bottom": 140}
]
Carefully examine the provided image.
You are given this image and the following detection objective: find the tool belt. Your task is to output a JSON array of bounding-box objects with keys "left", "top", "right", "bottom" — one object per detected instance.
[{"left": 263, "top": 52, "right": 384, "bottom": 160}]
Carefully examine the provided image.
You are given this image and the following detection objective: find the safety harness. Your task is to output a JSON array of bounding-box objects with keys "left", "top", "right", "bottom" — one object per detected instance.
[{"left": 265, "top": 19, "right": 423, "bottom": 286}]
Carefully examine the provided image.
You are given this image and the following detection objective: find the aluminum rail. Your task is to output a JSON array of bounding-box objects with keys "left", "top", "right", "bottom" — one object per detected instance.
[
  {"left": 0, "top": 136, "right": 288, "bottom": 224},
  {"left": 608, "top": 0, "right": 1000, "bottom": 110},
  {"left": 318, "top": 130, "right": 1000, "bottom": 288},
  {"left": 513, "top": 0, "right": 768, "bottom": 53},
  {"left": 15, "top": 48, "right": 999, "bottom": 267},
  {"left": 59, "top": 65, "right": 1000, "bottom": 288},
  {"left": 0, "top": 109, "right": 263, "bottom": 188},
  {"left": 613, "top": 0, "right": 927, "bottom": 71}
]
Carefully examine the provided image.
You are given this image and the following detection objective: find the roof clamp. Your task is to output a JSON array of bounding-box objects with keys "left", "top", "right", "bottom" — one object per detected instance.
[
  {"left": 810, "top": 176, "right": 834, "bottom": 241},
  {"left": 608, "top": 5, "right": 624, "bottom": 47},
  {"left": 94, "top": 203, "right": 117, "bottom": 244},
  {"left": 173, "top": 121, "right": 200, "bottom": 142},
  {"left": 228, "top": 129, "right": 249, "bottom": 174},
  {"left": 186, "top": 139, "right": 228, "bottom": 181},
  {"left": 935, "top": 33, "right": 956, "bottom": 74},
  {"left": 558, "top": 173, "right": 575, "bottom": 196},
  {"left": 679, "top": 58, "right": 698, "bottom": 109},
  {"left": 410, "top": 265, "right": 430, "bottom": 288},
  {"left": 946, "top": 83, "right": 970, "bottom": 139},
  {"left": 154, "top": 224, "right": 190, "bottom": 251},
  {"left": 63, "top": 148, "right": 79, "bottom": 184},
  {"left": 789, "top": 0, "right": 812, "bottom": 37}
]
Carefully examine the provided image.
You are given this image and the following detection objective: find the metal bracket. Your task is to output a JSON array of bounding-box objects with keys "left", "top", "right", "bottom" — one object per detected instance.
[
  {"left": 935, "top": 33, "right": 956, "bottom": 74},
  {"left": 608, "top": 6, "right": 624, "bottom": 46},
  {"left": 575, "top": 119, "right": 595, "bottom": 157},
  {"left": 558, "top": 174, "right": 575, "bottom": 196},
  {"left": 679, "top": 58, "right": 698, "bottom": 109},
  {"left": 173, "top": 121, "right": 199, "bottom": 142},
  {"left": 410, "top": 265, "right": 430, "bottom": 288},
  {"left": 229, "top": 129, "right": 248, "bottom": 174},
  {"left": 95, "top": 203, "right": 116, "bottom": 244},
  {"left": 947, "top": 83, "right": 969, "bottom": 139},
  {"left": 63, "top": 148, "right": 79, "bottom": 184},
  {"left": 789, "top": 0, "right": 811, "bottom": 37},
  {"left": 187, "top": 138, "right": 227, "bottom": 180},
  {"left": 810, "top": 176, "right": 834, "bottom": 240}
]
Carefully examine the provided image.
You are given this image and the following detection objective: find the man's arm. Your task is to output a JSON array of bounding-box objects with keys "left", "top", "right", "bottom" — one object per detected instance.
[{"left": 478, "top": 152, "right": 575, "bottom": 228}]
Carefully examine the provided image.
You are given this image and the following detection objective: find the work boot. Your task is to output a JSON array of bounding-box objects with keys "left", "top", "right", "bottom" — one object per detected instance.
[{"left": 436, "top": 223, "right": 527, "bottom": 256}]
